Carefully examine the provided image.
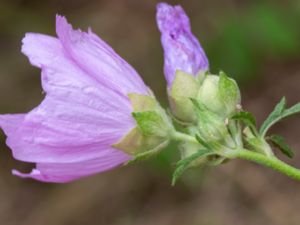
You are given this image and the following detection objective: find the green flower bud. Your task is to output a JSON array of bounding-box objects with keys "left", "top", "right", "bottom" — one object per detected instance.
[
  {"left": 197, "top": 72, "right": 241, "bottom": 118},
  {"left": 168, "top": 70, "right": 203, "bottom": 123},
  {"left": 191, "top": 99, "right": 230, "bottom": 143}
]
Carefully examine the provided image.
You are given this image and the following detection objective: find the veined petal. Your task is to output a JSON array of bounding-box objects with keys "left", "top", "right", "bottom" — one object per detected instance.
[
  {"left": 0, "top": 114, "right": 25, "bottom": 136},
  {"left": 156, "top": 3, "right": 209, "bottom": 86},
  {"left": 21, "top": 33, "right": 62, "bottom": 68},
  {"left": 7, "top": 94, "right": 133, "bottom": 163},
  {"left": 1, "top": 14, "right": 154, "bottom": 182},
  {"left": 55, "top": 15, "right": 149, "bottom": 96},
  {"left": 13, "top": 150, "right": 130, "bottom": 183},
  {"left": 10, "top": 33, "right": 136, "bottom": 163}
]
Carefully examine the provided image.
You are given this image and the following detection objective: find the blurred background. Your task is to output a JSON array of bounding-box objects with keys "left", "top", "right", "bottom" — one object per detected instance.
[{"left": 0, "top": 0, "right": 300, "bottom": 224}]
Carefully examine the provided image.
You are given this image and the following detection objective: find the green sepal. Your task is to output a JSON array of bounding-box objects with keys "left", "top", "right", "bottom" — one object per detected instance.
[
  {"left": 195, "top": 134, "right": 228, "bottom": 152},
  {"left": 114, "top": 93, "right": 172, "bottom": 156},
  {"left": 227, "top": 119, "right": 243, "bottom": 148},
  {"left": 171, "top": 71, "right": 200, "bottom": 98},
  {"left": 260, "top": 97, "right": 300, "bottom": 137},
  {"left": 245, "top": 136, "right": 274, "bottom": 157},
  {"left": 197, "top": 75, "right": 223, "bottom": 115},
  {"left": 232, "top": 111, "right": 256, "bottom": 127},
  {"left": 267, "top": 135, "right": 294, "bottom": 158},
  {"left": 195, "top": 70, "right": 208, "bottom": 85},
  {"left": 206, "top": 155, "right": 228, "bottom": 166},
  {"left": 172, "top": 149, "right": 212, "bottom": 185},
  {"left": 191, "top": 98, "right": 229, "bottom": 142},
  {"left": 128, "top": 93, "right": 157, "bottom": 112},
  {"left": 132, "top": 111, "right": 168, "bottom": 137},
  {"left": 196, "top": 72, "right": 240, "bottom": 118},
  {"left": 232, "top": 111, "right": 258, "bottom": 135},
  {"left": 169, "top": 70, "right": 201, "bottom": 122},
  {"left": 218, "top": 71, "right": 241, "bottom": 116},
  {"left": 195, "top": 134, "right": 212, "bottom": 150},
  {"left": 129, "top": 93, "right": 173, "bottom": 137},
  {"left": 112, "top": 127, "right": 166, "bottom": 155}
]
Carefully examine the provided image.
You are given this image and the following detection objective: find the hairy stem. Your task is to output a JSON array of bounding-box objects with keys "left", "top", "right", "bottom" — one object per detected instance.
[
  {"left": 172, "top": 131, "right": 198, "bottom": 144},
  {"left": 225, "top": 149, "right": 300, "bottom": 180}
]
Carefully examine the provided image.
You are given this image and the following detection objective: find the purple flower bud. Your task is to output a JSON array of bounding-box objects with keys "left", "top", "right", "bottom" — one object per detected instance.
[
  {"left": 156, "top": 2, "right": 209, "bottom": 86},
  {"left": 0, "top": 15, "right": 152, "bottom": 183}
]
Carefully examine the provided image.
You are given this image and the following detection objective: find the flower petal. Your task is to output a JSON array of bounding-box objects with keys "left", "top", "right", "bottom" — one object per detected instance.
[
  {"left": 55, "top": 15, "right": 149, "bottom": 96},
  {"left": 21, "top": 33, "right": 61, "bottom": 68},
  {"left": 156, "top": 3, "right": 209, "bottom": 86},
  {"left": 5, "top": 32, "right": 135, "bottom": 163},
  {"left": 7, "top": 95, "right": 133, "bottom": 163},
  {"left": 12, "top": 149, "right": 130, "bottom": 183},
  {"left": 0, "top": 114, "right": 25, "bottom": 136}
]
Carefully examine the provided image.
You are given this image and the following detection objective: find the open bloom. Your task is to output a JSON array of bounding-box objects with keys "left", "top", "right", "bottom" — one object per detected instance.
[
  {"left": 156, "top": 2, "right": 209, "bottom": 86},
  {"left": 0, "top": 15, "right": 152, "bottom": 183}
]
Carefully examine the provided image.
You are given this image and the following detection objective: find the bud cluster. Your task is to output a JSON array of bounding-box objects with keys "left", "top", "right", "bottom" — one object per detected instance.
[{"left": 168, "top": 70, "right": 241, "bottom": 165}]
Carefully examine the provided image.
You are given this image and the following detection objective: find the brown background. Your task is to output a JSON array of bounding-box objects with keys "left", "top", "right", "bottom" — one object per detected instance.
[{"left": 0, "top": 0, "right": 300, "bottom": 224}]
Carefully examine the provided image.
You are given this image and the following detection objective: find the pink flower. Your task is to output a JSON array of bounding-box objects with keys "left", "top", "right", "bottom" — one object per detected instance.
[
  {"left": 156, "top": 2, "right": 209, "bottom": 86},
  {"left": 0, "top": 15, "right": 151, "bottom": 183}
]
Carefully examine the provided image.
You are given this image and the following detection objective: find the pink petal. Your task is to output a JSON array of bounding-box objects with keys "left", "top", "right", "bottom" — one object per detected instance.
[
  {"left": 0, "top": 114, "right": 25, "bottom": 136},
  {"left": 55, "top": 15, "right": 149, "bottom": 96},
  {"left": 7, "top": 27, "right": 136, "bottom": 163},
  {"left": 8, "top": 95, "right": 133, "bottom": 163},
  {"left": 13, "top": 149, "right": 130, "bottom": 183},
  {"left": 0, "top": 14, "right": 154, "bottom": 182},
  {"left": 156, "top": 3, "right": 209, "bottom": 86},
  {"left": 21, "top": 33, "right": 62, "bottom": 68}
]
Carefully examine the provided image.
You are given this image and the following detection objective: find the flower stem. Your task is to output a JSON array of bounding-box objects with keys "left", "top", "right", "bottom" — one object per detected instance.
[
  {"left": 226, "top": 149, "right": 300, "bottom": 180},
  {"left": 172, "top": 131, "right": 198, "bottom": 144}
]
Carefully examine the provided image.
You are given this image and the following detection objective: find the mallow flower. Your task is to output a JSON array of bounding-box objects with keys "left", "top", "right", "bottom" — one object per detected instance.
[
  {"left": 0, "top": 15, "right": 172, "bottom": 183},
  {"left": 1, "top": 3, "right": 300, "bottom": 186}
]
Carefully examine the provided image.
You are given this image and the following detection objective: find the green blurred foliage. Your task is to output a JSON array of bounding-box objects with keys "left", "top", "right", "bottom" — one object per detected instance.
[{"left": 206, "top": 1, "right": 300, "bottom": 82}]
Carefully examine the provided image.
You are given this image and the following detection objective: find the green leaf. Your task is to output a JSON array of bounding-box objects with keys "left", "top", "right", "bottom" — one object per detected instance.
[
  {"left": 259, "top": 97, "right": 286, "bottom": 136},
  {"left": 282, "top": 102, "right": 300, "bottom": 118},
  {"left": 172, "top": 149, "right": 212, "bottom": 185},
  {"left": 268, "top": 135, "right": 294, "bottom": 158},
  {"left": 132, "top": 111, "right": 166, "bottom": 136},
  {"left": 126, "top": 140, "right": 169, "bottom": 164},
  {"left": 260, "top": 98, "right": 300, "bottom": 137}
]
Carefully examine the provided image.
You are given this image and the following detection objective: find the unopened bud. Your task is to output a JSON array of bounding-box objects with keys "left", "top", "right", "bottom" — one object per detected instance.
[
  {"left": 168, "top": 70, "right": 202, "bottom": 123},
  {"left": 197, "top": 72, "right": 241, "bottom": 118},
  {"left": 191, "top": 99, "right": 230, "bottom": 142}
]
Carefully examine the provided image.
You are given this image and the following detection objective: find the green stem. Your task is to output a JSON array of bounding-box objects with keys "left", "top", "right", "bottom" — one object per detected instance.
[
  {"left": 226, "top": 149, "right": 300, "bottom": 180},
  {"left": 172, "top": 131, "right": 198, "bottom": 144}
]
